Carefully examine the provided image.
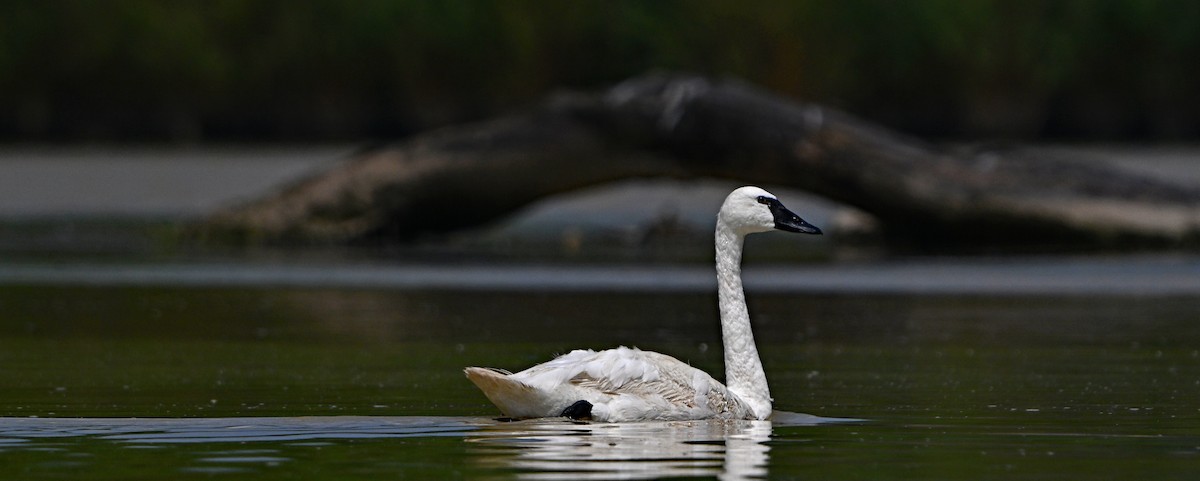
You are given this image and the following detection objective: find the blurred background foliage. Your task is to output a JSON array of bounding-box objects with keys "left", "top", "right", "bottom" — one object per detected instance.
[{"left": 1, "top": 0, "right": 1198, "bottom": 143}]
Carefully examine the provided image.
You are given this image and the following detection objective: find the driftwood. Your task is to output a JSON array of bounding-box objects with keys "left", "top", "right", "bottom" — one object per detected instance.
[{"left": 194, "top": 72, "right": 1200, "bottom": 247}]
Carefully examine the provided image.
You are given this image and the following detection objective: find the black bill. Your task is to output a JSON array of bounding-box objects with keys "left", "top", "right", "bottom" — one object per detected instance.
[{"left": 758, "top": 196, "right": 823, "bottom": 235}]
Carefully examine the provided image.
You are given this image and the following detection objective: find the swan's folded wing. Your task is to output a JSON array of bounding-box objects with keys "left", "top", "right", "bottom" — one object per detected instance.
[
  {"left": 511, "top": 347, "right": 651, "bottom": 388},
  {"left": 569, "top": 371, "right": 698, "bottom": 407},
  {"left": 543, "top": 347, "right": 752, "bottom": 417}
]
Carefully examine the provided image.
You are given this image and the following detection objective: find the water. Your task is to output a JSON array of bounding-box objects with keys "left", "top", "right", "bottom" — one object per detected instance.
[{"left": 1, "top": 258, "right": 1199, "bottom": 479}]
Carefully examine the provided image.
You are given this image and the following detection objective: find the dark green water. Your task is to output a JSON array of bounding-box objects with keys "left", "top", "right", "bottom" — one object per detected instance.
[{"left": 1, "top": 262, "right": 1199, "bottom": 479}]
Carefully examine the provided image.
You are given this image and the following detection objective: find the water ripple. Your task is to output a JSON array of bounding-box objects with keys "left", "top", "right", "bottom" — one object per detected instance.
[
  {"left": 0, "top": 413, "right": 851, "bottom": 480},
  {"left": 2, "top": 255, "right": 1197, "bottom": 295}
]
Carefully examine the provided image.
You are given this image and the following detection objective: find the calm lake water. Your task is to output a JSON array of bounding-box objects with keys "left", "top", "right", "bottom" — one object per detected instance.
[{"left": 1, "top": 257, "right": 1199, "bottom": 479}]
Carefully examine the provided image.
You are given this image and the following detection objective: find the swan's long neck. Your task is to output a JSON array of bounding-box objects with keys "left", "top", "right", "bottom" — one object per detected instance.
[{"left": 715, "top": 221, "right": 772, "bottom": 419}]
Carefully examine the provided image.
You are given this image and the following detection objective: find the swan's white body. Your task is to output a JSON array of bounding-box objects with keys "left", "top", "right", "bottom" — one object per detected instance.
[{"left": 465, "top": 186, "right": 821, "bottom": 422}]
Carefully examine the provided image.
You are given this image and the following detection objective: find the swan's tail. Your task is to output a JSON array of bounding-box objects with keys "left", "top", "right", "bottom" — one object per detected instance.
[{"left": 464, "top": 367, "right": 550, "bottom": 419}]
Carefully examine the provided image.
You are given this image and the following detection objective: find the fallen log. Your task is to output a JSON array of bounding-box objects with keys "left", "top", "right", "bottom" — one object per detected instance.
[{"left": 193, "top": 72, "right": 1200, "bottom": 248}]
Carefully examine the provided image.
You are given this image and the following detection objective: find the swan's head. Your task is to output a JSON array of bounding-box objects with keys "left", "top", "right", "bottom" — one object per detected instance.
[{"left": 719, "top": 186, "right": 823, "bottom": 236}]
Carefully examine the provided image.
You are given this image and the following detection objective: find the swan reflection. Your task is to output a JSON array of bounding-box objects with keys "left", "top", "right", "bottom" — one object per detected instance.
[{"left": 468, "top": 418, "right": 773, "bottom": 480}]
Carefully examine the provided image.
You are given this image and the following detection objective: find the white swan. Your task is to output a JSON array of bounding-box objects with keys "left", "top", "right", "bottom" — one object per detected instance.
[{"left": 464, "top": 186, "right": 822, "bottom": 422}]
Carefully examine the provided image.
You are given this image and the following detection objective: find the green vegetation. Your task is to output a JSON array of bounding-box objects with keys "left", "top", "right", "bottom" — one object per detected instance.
[{"left": 2, "top": 0, "right": 1198, "bottom": 141}]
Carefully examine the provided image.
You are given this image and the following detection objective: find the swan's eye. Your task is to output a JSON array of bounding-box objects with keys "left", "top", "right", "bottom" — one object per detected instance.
[{"left": 756, "top": 196, "right": 772, "bottom": 205}]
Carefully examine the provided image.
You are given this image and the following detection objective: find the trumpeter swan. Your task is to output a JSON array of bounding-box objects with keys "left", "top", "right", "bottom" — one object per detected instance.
[{"left": 464, "top": 186, "right": 822, "bottom": 422}]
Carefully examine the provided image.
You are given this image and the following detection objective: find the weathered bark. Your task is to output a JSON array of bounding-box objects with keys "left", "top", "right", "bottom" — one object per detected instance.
[{"left": 194, "top": 72, "right": 1200, "bottom": 247}]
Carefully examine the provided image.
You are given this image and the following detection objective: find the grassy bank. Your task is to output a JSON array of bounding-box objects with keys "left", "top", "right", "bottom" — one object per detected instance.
[{"left": 2, "top": 1, "right": 1199, "bottom": 142}]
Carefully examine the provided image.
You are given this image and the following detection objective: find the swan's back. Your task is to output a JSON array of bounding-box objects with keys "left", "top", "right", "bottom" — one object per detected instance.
[{"left": 465, "top": 347, "right": 756, "bottom": 422}]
